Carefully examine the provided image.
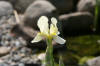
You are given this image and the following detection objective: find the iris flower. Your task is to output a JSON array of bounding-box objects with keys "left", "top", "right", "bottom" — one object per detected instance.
[{"left": 31, "top": 16, "right": 66, "bottom": 44}]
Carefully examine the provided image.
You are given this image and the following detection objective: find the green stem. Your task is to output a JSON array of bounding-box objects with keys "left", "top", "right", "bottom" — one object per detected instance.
[
  {"left": 45, "top": 38, "right": 54, "bottom": 66},
  {"left": 59, "top": 56, "right": 64, "bottom": 66}
]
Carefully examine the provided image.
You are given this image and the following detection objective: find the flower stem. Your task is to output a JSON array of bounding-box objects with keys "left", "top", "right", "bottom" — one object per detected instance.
[{"left": 45, "top": 38, "right": 54, "bottom": 66}]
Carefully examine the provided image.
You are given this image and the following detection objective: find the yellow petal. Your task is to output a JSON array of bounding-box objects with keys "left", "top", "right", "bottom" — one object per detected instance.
[
  {"left": 53, "top": 36, "right": 66, "bottom": 44},
  {"left": 37, "top": 16, "right": 49, "bottom": 34},
  {"left": 31, "top": 33, "right": 42, "bottom": 43}
]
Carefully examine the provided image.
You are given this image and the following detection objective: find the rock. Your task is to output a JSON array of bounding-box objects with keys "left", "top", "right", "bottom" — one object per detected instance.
[
  {"left": 23, "top": 0, "right": 57, "bottom": 29},
  {"left": 20, "top": 57, "right": 30, "bottom": 63},
  {"left": 59, "top": 12, "right": 94, "bottom": 36},
  {"left": 12, "top": 55, "right": 22, "bottom": 62},
  {"left": 8, "top": 0, "right": 47, "bottom": 13},
  {"left": 72, "top": 0, "right": 80, "bottom": 11},
  {"left": 86, "top": 56, "right": 100, "bottom": 66},
  {"left": 77, "top": 0, "right": 96, "bottom": 14},
  {"left": 18, "top": 63, "right": 25, "bottom": 66},
  {"left": 11, "top": 0, "right": 35, "bottom": 13},
  {"left": 48, "top": 0, "right": 73, "bottom": 14},
  {"left": 0, "top": 47, "right": 11, "bottom": 56},
  {"left": 37, "top": 53, "right": 45, "bottom": 60},
  {"left": 0, "top": 1, "right": 13, "bottom": 18}
]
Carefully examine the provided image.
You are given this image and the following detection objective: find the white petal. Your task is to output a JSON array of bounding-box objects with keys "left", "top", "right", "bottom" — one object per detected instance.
[
  {"left": 31, "top": 33, "right": 42, "bottom": 43},
  {"left": 51, "top": 17, "right": 57, "bottom": 26},
  {"left": 53, "top": 36, "right": 66, "bottom": 44},
  {"left": 37, "top": 16, "right": 49, "bottom": 34},
  {"left": 50, "top": 17, "right": 60, "bottom": 35}
]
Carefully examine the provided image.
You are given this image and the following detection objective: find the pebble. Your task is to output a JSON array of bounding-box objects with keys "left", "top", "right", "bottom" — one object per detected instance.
[
  {"left": 18, "top": 63, "right": 25, "bottom": 66},
  {"left": 0, "top": 47, "right": 10, "bottom": 56}
]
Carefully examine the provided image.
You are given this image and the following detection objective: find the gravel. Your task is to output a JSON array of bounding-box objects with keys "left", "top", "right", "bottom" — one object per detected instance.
[{"left": 0, "top": 16, "right": 41, "bottom": 66}]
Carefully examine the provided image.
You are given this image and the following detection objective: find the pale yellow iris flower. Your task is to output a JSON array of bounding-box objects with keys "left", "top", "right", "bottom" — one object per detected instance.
[{"left": 31, "top": 16, "right": 66, "bottom": 44}]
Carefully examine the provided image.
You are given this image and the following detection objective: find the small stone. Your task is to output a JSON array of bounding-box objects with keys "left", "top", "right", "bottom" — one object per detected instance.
[
  {"left": 0, "top": 59, "right": 4, "bottom": 63},
  {"left": 86, "top": 56, "right": 100, "bottom": 66},
  {"left": 18, "top": 63, "right": 25, "bottom": 66},
  {"left": 12, "top": 55, "right": 22, "bottom": 62},
  {"left": 20, "top": 57, "right": 30, "bottom": 63},
  {"left": 37, "top": 53, "right": 45, "bottom": 60},
  {"left": 0, "top": 47, "right": 10, "bottom": 56}
]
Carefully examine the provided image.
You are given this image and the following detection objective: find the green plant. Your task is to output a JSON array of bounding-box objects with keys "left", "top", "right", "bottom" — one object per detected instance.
[{"left": 31, "top": 16, "right": 66, "bottom": 66}]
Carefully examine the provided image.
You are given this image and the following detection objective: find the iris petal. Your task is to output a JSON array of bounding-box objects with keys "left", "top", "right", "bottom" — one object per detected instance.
[
  {"left": 51, "top": 17, "right": 59, "bottom": 35},
  {"left": 53, "top": 36, "right": 66, "bottom": 44},
  {"left": 37, "top": 16, "right": 49, "bottom": 34},
  {"left": 31, "top": 33, "right": 42, "bottom": 43},
  {"left": 51, "top": 17, "right": 57, "bottom": 26}
]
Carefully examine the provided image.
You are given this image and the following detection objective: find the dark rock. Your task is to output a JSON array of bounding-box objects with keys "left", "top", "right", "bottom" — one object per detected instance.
[
  {"left": 86, "top": 56, "right": 100, "bottom": 66},
  {"left": 11, "top": 0, "right": 35, "bottom": 13},
  {"left": 72, "top": 0, "right": 80, "bottom": 11},
  {"left": 23, "top": 0, "right": 57, "bottom": 29},
  {"left": 0, "top": 1, "right": 13, "bottom": 18},
  {"left": 77, "top": 0, "right": 96, "bottom": 14},
  {"left": 59, "top": 12, "right": 94, "bottom": 36},
  {"left": 25, "top": 64, "right": 41, "bottom": 66},
  {"left": 48, "top": 0, "right": 73, "bottom": 14}
]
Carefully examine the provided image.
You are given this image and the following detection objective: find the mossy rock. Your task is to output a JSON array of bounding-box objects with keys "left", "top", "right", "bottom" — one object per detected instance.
[{"left": 67, "top": 35, "right": 100, "bottom": 56}]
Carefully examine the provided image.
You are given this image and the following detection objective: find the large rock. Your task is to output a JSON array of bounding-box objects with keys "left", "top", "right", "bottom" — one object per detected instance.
[
  {"left": 86, "top": 56, "right": 100, "bottom": 66},
  {"left": 59, "top": 12, "right": 94, "bottom": 36},
  {"left": 0, "top": 1, "right": 13, "bottom": 18},
  {"left": 23, "top": 0, "right": 57, "bottom": 29},
  {"left": 77, "top": 0, "right": 96, "bottom": 14},
  {"left": 48, "top": 0, "right": 73, "bottom": 13}
]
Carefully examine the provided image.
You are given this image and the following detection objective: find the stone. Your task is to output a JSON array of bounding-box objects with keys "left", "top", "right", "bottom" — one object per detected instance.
[
  {"left": 0, "top": 1, "right": 13, "bottom": 18},
  {"left": 59, "top": 12, "right": 94, "bottom": 36},
  {"left": 48, "top": 0, "right": 73, "bottom": 13},
  {"left": 11, "top": 0, "right": 35, "bottom": 13},
  {"left": 37, "top": 53, "right": 45, "bottom": 60},
  {"left": 12, "top": 55, "right": 22, "bottom": 62},
  {"left": 77, "top": 0, "right": 96, "bottom": 14},
  {"left": 23, "top": 0, "right": 56, "bottom": 29},
  {"left": 0, "top": 47, "right": 11, "bottom": 56},
  {"left": 18, "top": 63, "right": 25, "bottom": 66},
  {"left": 86, "top": 56, "right": 100, "bottom": 66},
  {"left": 8, "top": 0, "right": 47, "bottom": 13}
]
